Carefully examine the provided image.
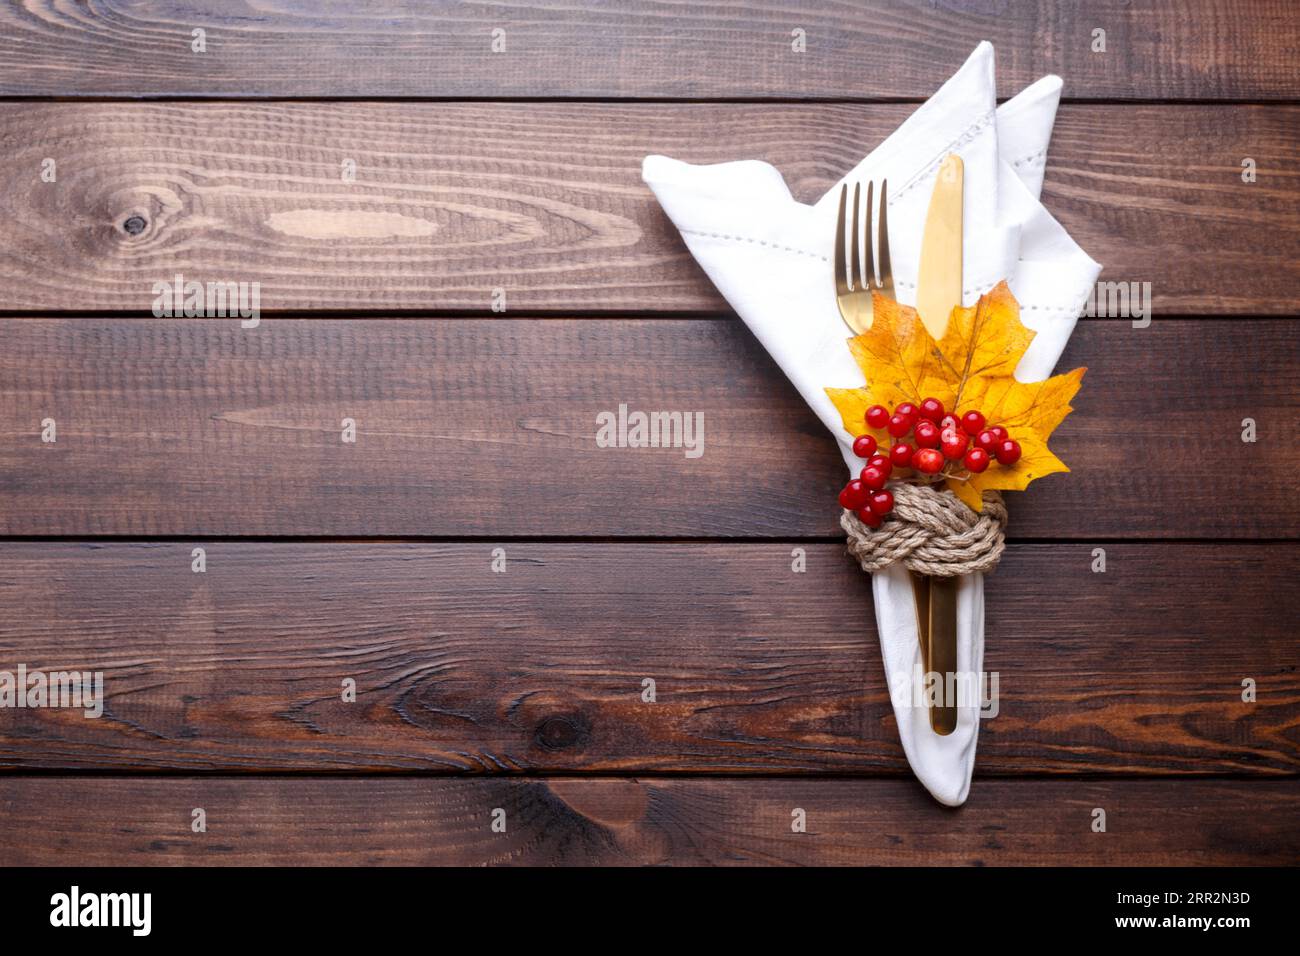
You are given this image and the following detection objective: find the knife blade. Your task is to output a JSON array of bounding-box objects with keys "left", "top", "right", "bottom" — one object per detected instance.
[{"left": 915, "top": 155, "right": 964, "bottom": 340}]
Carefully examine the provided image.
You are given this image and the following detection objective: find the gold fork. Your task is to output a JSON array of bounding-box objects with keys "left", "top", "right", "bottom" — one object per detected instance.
[
  {"left": 833, "top": 181, "right": 893, "bottom": 334},
  {"left": 832, "top": 180, "right": 933, "bottom": 682}
]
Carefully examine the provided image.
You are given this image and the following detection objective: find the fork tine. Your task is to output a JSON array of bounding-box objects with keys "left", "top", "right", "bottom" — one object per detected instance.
[
  {"left": 863, "top": 180, "right": 875, "bottom": 289},
  {"left": 849, "top": 182, "right": 863, "bottom": 291},
  {"left": 833, "top": 184, "right": 848, "bottom": 295},
  {"left": 877, "top": 178, "right": 893, "bottom": 292}
]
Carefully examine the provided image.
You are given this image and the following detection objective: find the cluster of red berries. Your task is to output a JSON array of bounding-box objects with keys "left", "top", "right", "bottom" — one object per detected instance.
[{"left": 838, "top": 397, "right": 1022, "bottom": 527}]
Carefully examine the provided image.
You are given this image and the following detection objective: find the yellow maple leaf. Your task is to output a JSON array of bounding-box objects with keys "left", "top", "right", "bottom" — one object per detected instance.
[{"left": 825, "top": 281, "right": 1084, "bottom": 511}]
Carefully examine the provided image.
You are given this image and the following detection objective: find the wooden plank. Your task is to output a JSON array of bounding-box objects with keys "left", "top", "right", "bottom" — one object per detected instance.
[
  {"left": 0, "top": 103, "right": 1295, "bottom": 315},
  {"left": 0, "top": 1, "right": 1295, "bottom": 100},
  {"left": 0, "top": 542, "right": 1294, "bottom": 775},
  {"left": 0, "top": 777, "right": 1293, "bottom": 865},
  {"left": 0, "top": 318, "right": 1294, "bottom": 538}
]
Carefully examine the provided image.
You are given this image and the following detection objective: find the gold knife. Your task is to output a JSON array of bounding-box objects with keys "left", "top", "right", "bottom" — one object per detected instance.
[
  {"left": 916, "top": 155, "right": 964, "bottom": 341},
  {"left": 916, "top": 154, "right": 963, "bottom": 736}
]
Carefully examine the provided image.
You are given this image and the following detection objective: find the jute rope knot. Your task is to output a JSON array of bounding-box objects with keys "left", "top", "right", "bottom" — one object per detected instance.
[{"left": 842, "top": 483, "right": 1007, "bottom": 577}]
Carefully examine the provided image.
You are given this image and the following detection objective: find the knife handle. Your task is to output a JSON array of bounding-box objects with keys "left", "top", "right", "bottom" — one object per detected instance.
[{"left": 928, "top": 575, "right": 960, "bottom": 736}]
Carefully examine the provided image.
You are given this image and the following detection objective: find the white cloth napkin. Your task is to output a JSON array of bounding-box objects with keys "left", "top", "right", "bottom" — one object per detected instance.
[{"left": 642, "top": 42, "right": 1100, "bottom": 806}]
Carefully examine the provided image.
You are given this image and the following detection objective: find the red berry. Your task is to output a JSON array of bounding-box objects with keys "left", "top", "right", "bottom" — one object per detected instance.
[
  {"left": 852, "top": 434, "right": 877, "bottom": 458},
  {"left": 963, "top": 447, "right": 990, "bottom": 473},
  {"left": 919, "top": 397, "right": 945, "bottom": 423},
  {"left": 887, "top": 414, "right": 911, "bottom": 438},
  {"left": 914, "top": 420, "right": 940, "bottom": 448},
  {"left": 894, "top": 402, "right": 919, "bottom": 424},
  {"left": 838, "top": 479, "right": 868, "bottom": 510},
  {"left": 865, "top": 405, "right": 889, "bottom": 430},
  {"left": 889, "top": 443, "right": 914, "bottom": 468},
  {"left": 960, "top": 411, "right": 986, "bottom": 436},
  {"left": 975, "top": 429, "right": 998, "bottom": 453},
  {"left": 868, "top": 456, "right": 893, "bottom": 479},
  {"left": 913, "top": 448, "right": 944, "bottom": 474},
  {"left": 856, "top": 507, "right": 883, "bottom": 528},
  {"left": 940, "top": 428, "right": 968, "bottom": 460},
  {"left": 988, "top": 425, "right": 1008, "bottom": 442},
  {"left": 860, "top": 465, "right": 887, "bottom": 491},
  {"left": 995, "top": 438, "right": 1022, "bottom": 465},
  {"left": 868, "top": 490, "right": 894, "bottom": 516},
  {"left": 939, "top": 414, "right": 960, "bottom": 433}
]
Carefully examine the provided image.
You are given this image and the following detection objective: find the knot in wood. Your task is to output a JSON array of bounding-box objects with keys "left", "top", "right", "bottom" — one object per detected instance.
[{"left": 535, "top": 714, "right": 587, "bottom": 751}]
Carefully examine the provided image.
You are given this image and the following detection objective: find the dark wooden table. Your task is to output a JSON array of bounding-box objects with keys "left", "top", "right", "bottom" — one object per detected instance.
[{"left": 0, "top": 1, "right": 1297, "bottom": 866}]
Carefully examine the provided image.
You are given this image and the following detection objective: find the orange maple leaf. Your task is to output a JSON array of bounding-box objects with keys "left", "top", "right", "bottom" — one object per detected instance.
[{"left": 825, "top": 281, "right": 1084, "bottom": 511}]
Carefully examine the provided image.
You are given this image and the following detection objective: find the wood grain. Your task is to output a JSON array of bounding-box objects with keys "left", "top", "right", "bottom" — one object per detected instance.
[
  {"left": 1, "top": 103, "right": 1295, "bottom": 314},
  {"left": 0, "top": 1, "right": 1295, "bottom": 100},
  {"left": 0, "top": 542, "right": 1294, "bottom": 775},
  {"left": 0, "top": 777, "right": 1294, "bottom": 865},
  {"left": 0, "top": 317, "right": 1294, "bottom": 538}
]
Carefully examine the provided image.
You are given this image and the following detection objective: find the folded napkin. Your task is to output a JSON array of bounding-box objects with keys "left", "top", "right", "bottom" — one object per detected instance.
[{"left": 643, "top": 42, "right": 1100, "bottom": 805}]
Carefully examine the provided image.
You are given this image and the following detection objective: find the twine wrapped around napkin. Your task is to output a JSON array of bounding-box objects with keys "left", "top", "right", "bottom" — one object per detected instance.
[
  {"left": 842, "top": 487, "right": 1007, "bottom": 577},
  {"left": 642, "top": 42, "right": 1101, "bottom": 805}
]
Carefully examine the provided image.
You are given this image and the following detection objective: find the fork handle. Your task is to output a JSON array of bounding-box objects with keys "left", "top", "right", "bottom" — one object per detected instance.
[{"left": 908, "top": 569, "right": 931, "bottom": 680}]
